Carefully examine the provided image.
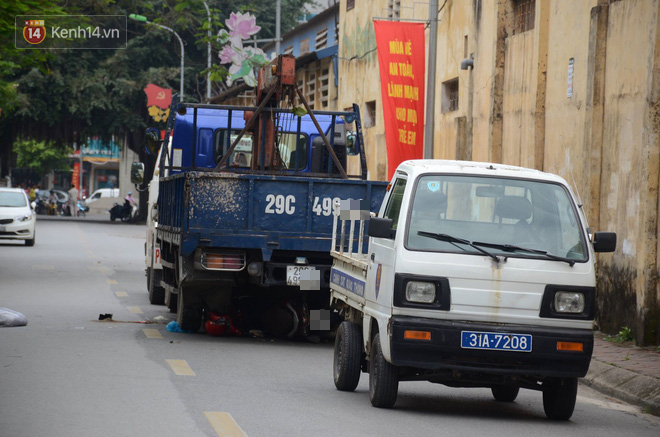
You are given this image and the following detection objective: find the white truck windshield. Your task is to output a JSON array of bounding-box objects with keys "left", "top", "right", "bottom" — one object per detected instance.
[{"left": 406, "top": 175, "right": 588, "bottom": 262}]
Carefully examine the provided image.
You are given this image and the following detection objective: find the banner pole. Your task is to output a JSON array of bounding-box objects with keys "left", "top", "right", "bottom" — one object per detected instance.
[{"left": 424, "top": 0, "right": 438, "bottom": 159}]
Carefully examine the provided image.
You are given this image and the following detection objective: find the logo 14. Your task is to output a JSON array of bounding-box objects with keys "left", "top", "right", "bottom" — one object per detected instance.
[{"left": 24, "top": 20, "right": 46, "bottom": 44}]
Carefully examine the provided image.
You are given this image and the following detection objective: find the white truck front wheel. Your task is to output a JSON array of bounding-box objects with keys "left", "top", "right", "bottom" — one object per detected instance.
[
  {"left": 543, "top": 377, "right": 578, "bottom": 420},
  {"left": 369, "top": 335, "right": 399, "bottom": 408}
]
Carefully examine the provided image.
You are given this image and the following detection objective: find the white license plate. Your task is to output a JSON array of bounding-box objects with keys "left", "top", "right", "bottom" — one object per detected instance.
[
  {"left": 286, "top": 266, "right": 314, "bottom": 286},
  {"left": 461, "top": 331, "right": 532, "bottom": 352}
]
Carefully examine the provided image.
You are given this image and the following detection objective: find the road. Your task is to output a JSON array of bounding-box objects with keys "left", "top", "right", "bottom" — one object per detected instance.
[{"left": 1, "top": 220, "right": 658, "bottom": 437}]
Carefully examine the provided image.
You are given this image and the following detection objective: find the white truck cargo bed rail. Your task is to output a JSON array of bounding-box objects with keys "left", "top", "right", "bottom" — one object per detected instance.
[{"left": 330, "top": 200, "right": 371, "bottom": 270}]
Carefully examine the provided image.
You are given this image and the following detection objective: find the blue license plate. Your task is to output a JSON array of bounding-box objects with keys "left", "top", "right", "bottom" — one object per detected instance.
[{"left": 461, "top": 331, "right": 532, "bottom": 352}]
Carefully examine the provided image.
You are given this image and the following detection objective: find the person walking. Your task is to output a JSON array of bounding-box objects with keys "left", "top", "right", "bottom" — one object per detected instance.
[{"left": 67, "top": 184, "right": 78, "bottom": 217}]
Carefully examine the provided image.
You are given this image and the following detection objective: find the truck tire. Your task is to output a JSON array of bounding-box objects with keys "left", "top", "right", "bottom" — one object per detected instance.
[
  {"left": 147, "top": 268, "right": 165, "bottom": 305},
  {"left": 334, "top": 321, "right": 363, "bottom": 392},
  {"left": 369, "top": 335, "right": 398, "bottom": 408},
  {"left": 491, "top": 385, "right": 520, "bottom": 402},
  {"left": 543, "top": 377, "right": 578, "bottom": 420},
  {"left": 177, "top": 286, "right": 202, "bottom": 332}
]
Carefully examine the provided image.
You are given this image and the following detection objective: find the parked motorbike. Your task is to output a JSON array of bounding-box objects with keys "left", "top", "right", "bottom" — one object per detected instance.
[
  {"left": 109, "top": 200, "right": 136, "bottom": 222},
  {"left": 77, "top": 197, "right": 89, "bottom": 217},
  {"left": 34, "top": 197, "right": 49, "bottom": 215}
]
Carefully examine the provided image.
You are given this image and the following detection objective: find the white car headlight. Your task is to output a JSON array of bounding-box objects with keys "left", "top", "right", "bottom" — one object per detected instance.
[
  {"left": 554, "top": 291, "right": 585, "bottom": 313},
  {"left": 405, "top": 281, "right": 436, "bottom": 303},
  {"left": 15, "top": 214, "right": 32, "bottom": 222}
]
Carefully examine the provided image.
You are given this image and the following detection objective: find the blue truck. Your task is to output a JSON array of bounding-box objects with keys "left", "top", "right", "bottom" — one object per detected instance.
[{"left": 138, "top": 99, "right": 387, "bottom": 336}]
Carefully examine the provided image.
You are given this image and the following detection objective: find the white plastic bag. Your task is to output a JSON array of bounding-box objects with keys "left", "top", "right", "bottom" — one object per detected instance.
[{"left": 0, "top": 308, "right": 28, "bottom": 327}]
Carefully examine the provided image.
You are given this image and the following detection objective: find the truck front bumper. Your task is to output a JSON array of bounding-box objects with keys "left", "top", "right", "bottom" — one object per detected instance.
[{"left": 389, "top": 317, "right": 593, "bottom": 378}]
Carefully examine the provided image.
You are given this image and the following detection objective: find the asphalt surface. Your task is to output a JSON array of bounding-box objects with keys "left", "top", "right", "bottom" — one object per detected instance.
[
  {"left": 41, "top": 212, "right": 660, "bottom": 418},
  {"left": 0, "top": 215, "right": 657, "bottom": 437}
]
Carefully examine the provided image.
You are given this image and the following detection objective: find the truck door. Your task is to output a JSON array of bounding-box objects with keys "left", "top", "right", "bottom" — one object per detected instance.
[{"left": 365, "top": 175, "right": 408, "bottom": 309}]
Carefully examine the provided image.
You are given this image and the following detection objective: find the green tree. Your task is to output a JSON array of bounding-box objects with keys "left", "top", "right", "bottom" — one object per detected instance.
[{"left": 12, "top": 138, "right": 70, "bottom": 177}]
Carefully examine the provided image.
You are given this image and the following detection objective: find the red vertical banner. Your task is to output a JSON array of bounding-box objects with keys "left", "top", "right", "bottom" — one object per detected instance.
[
  {"left": 374, "top": 21, "right": 425, "bottom": 180},
  {"left": 72, "top": 161, "right": 80, "bottom": 191}
]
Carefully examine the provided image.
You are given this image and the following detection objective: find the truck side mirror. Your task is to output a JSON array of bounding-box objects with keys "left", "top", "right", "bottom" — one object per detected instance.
[
  {"left": 593, "top": 232, "right": 616, "bottom": 253},
  {"left": 145, "top": 128, "right": 161, "bottom": 156},
  {"left": 131, "top": 162, "right": 145, "bottom": 185},
  {"left": 368, "top": 217, "right": 394, "bottom": 239},
  {"left": 346, "top": 131, "right": 360, "bottom": 156}
]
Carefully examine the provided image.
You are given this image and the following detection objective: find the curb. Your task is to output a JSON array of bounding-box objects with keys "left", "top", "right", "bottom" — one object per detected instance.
[{"left": 582, "top": 359, "right": 660, "bottom": 416}]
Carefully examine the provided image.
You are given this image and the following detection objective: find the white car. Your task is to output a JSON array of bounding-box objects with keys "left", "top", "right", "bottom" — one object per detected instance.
[
  {"left": 86, "top": 188, "right": 120, "bottom": 204},
  {"left": 0, "top": 188, "right": 36, "bottom": 246}
]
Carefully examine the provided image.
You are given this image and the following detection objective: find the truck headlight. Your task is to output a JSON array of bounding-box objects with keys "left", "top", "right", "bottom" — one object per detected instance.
[
  {"left": 554, "top": 291, "right": 585, "bottom": 313},
  {"left": 405, "top": 281, "right": 436, "bottom": 303}
]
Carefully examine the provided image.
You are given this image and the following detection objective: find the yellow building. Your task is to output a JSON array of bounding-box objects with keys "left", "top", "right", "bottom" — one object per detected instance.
[{"left": 338, "top": 0, "right": 660, "bottom": 345}]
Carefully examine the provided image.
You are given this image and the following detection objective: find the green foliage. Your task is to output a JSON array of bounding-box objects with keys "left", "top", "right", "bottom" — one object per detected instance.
[
  {"left": 12, "top": 138, "right": 70, "bottom": 177},
  {"left": 605, "top": 326, "right": 634, "bottom": 343}
]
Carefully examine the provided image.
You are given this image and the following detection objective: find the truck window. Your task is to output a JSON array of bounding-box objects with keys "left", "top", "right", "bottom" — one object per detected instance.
[
  {"left": 278, "top": 133, "right": 308, "bottom": 170},
  {"left": 215, "top": 129, "right": 253, "bottom": 167},
  {"left": 383, "top": 178, "right": 407, "bottom": 230},
  {"left": 407, "top": 175, "right": 587, "bottom": 262}
]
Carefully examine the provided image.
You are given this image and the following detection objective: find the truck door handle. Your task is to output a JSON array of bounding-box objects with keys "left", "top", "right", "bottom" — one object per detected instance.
[{"left": 370, "top": 253, "right": 375, "bottom": 262}]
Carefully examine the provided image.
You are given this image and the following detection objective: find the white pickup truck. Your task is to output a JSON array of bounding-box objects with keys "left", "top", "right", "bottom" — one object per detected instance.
[{"left": 329, "top": 160, "right": 616, "bottom": 420}]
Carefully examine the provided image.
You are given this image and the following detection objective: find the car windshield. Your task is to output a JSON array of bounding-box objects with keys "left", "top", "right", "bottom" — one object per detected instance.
[
  {"left": 406, "top": 175, "right": 588, "bottom": 262},
  {"left": 0, "top": 192, "right": 28, "bottom": 207}
]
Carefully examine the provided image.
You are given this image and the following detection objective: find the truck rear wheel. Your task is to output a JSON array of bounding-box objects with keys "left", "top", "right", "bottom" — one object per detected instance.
[
  {"left": 543, "top": 377, "right": 577, "bottom": 420},
  {"left": 147, "top": 268, "right": 165, "bottom": 305},
  {"left": 491, "top": 385, "right": 520, "bottom": 402},
  {"left": 369, "top": 335, "right": 398, "bottom": 408},
  {"left": 334, "top": 321, "right": 363, "bottom": 392},
  {"left": 177, "top": 286, "right": 202, "bottom": 332}
]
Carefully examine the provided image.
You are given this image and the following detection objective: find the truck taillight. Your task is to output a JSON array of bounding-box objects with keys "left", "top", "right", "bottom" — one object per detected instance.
[{"left": 201, "top": 252, "right": 246, "bottom": 271}]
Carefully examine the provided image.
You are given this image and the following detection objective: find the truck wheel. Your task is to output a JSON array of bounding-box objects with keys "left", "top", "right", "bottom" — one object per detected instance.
[
  {"left": 369, "top": 334, "right": 398, "bottom": 408},
  {"left": 334, "top": 321, "right": 363, "bottom": 392},
  {"left": 543, "top": 377, "right": 578, "bottom": 420},
  {"left": 147, "top": 268, "right": 165, "bottom": 305},
  {"left": 177, "top": 287, "right": 201, "bottom": 332},
  {"left": 491, "top": 385, "right": 520, "bottom": 402}
]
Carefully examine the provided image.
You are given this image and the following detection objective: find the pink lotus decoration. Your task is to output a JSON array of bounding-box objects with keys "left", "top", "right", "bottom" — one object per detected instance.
[
  {"left": 226, "top": 12, "right": 261, "bottom": 40},
  {"left": 217, "top": 12, "right": 269, "bottom": 87}
]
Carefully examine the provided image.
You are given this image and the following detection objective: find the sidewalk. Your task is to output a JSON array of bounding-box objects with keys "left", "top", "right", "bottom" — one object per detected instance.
[{"left": 583, "top": 332, "right": 660, "bottom": 416}]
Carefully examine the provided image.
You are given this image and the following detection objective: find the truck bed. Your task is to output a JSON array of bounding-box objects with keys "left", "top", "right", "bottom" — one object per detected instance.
[{"left": 158, "top": 171, "right": 387, "bottom": 258}]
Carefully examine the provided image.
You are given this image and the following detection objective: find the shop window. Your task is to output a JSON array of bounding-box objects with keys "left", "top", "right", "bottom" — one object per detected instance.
[{"left": 388, "top": 0, "right": 401, "bottom": 20}]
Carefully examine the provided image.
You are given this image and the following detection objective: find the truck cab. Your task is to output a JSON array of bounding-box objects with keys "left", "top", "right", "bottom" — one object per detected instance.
[{"left": 330, "top": 160, "right": 616, "bottom": 420}]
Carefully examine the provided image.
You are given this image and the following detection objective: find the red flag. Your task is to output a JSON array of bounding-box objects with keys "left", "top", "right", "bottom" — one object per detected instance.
[
  {"left": 374, "top": 21, "right": 425, "bottom": 180},
  {"left": 143, "top": 84, "right": 172, "bottom": 109}
]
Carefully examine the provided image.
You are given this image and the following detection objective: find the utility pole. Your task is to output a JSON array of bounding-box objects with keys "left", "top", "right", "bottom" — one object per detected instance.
[
  {"left": 202, "top": 1, "right": 212, "bottom": 100},
  {"left": 276, "top": 0, "right": 281, "bottom": 55},
  {"left": 424, "top": 0, "right": 438, "bottom": 159}
]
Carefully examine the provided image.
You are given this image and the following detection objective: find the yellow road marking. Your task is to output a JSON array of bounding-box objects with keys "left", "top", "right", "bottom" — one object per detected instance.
[
  {"left": 127, "top": 306, "right": 143, "bottom": 314},
  {"left": 204, "top": 412, "right": 247, "bottom": 437},
  {"left": 142, "top": 328, "right": 163, "bottom": 339},
  {"left": 107, "top": 279, "right": 117, "bottom": 285},
  {"left": 115, "top": 291, "right": 128, "bottom": 297},
  {"left": 165, "top": 359, "right": 196, "bottom": 376}
]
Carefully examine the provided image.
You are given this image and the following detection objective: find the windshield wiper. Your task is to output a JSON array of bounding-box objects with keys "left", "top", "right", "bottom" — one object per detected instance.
[
  {"left": 472, "top": 241, "right": 576, "bottom": 267},
  {"left": 418, "top": 231, "right": 501, "bottom": 263}
]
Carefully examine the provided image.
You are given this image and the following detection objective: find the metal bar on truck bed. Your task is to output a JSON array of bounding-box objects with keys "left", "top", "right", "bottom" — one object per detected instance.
[{"left": 348, "top": 218, "right": 355, "bottom": 257}]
